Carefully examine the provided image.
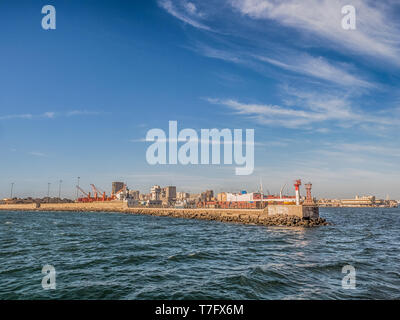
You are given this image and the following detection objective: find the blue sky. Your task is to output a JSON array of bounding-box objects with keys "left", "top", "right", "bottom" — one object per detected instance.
[{"left": 1, "top": 0, "right": 400, "bottom": 199}]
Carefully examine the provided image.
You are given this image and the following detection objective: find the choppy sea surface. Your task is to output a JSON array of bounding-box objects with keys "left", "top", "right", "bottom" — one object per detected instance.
[{"left": 0, "top": 208, "right": 399, "bottom": 299}]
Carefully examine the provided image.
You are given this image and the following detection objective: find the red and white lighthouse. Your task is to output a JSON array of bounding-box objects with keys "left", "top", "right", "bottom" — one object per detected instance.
[{"left": 294, "top": 179, "right": 301, "bottom": 205}]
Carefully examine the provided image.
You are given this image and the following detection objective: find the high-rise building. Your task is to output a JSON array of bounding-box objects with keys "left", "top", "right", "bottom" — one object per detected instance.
[
  {"left": 165, "top": 186, "right": 176, "bottom": 201},
  {"left": 151, "top": 185, "right": 161, "bottom": 200},
  {"left": 112, "top": 182, "right": 125, "bottom": 194},
  {"left": 129, "top": 190, "right": 140, "bottom": 200},
  {"left": 161, "top": 188, "right": 167, "bottom": 200},
  {"left": 139, "top": 193, "right": 150, "bottom": 201},
  {"left": 177, "top": 192, "right": 190, "bottom": 200},
  {"left": 201, "top": 190, "right": 214, "bottom": 202}
]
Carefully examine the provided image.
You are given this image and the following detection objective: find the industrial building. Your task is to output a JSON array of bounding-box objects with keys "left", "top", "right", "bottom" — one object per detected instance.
[
  {"left": 339, "top": 195, "right": 398, "bottom": 207},
  {"left": 76, "top": 182, "right": 128, "bottom": 202},
  {"left": 318, "top": 195, "right": 398, "bottom": 208},
  {"left": 340, "top": 195, "right": 376, "bottom": 207},
  {"left": 112, "top": 182, "right": 125, "bottom": 195}
]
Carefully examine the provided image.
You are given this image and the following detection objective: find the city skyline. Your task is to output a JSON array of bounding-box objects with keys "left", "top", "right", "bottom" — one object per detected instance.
[{"left": 1, "top": 0, "right": 400, "bottom": 199}]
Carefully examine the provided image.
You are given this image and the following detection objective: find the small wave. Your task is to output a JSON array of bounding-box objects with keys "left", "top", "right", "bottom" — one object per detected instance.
[
  {"left": 250, "top": 265, "right": 291, "bottom": 281},
  {"left": 121, "top": 254, "right": 159, "bottom": 264},
  {"left": 167, "top": 251, "right": 211, "bottom": 261},
  {"left": 4, "top": 221, "right": 13, "bottom": 225},
  {"left": 55, "top": 223, "right": 83, "bottom": 228}
]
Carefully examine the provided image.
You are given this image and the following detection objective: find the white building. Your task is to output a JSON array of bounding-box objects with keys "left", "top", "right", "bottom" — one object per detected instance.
[
  {"left": 225, "top": 192, "right": 296, "bottom": 203},
  {"left": 151, "top": 185, "right": 161, "bottom": 201}
]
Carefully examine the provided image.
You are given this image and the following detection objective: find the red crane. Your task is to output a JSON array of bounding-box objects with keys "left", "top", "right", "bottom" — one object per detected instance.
[
  {"left": 90, "top": 184, "right": 107, "bottom": 201},
  {"left": 76, "top": 185, "right": 93, "bottom": 202}
]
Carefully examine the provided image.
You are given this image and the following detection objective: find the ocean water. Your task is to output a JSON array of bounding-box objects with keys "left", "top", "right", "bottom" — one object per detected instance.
[{"left": 0, "top": 208, "right": 399, "bottom": 300}]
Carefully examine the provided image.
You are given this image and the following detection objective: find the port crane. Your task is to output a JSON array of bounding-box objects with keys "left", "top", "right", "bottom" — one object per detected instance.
[
  {"left": 90, "top": 184, "right": 107, "bottom": 201},
  {"left": 76, "top": 185, "right": 93, "bottom": 202},
  {"left": 280, "top": 183, "right": 287, "bottom": 199},
  {"left": 75, "top": 183, "right": 127, "bottom": 203}
]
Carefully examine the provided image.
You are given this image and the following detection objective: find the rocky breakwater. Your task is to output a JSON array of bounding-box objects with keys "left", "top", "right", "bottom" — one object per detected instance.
[
  {"left": 126, "top": 208, "right": 329, "bottom": 227},
  {"left": 0, "top": 203, "right": 329, "bottom": 227}
]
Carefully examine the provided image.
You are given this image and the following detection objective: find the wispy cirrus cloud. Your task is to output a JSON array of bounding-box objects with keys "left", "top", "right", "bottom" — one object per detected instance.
[
  {"left": 158, "top": 0, "right": 211, "bottom": 31},
  {"left": 160, "top": 0, "right": 394, "bottom": 90},
  {"left": 28, "top": 151, "right": 47, "bottom": 157},
  {"left": 254, "top": 54, "right": 373, "bottom": 88},
  {"left": 229, "top": 0, "right": 400, "bottom": 64},
  {"left": 160, "top": 0, "right": 400, "bottom": 67},
  {"left": 191, "top": 43, "right": 243, "bottom": 64},
  {"left": 0, "top": 112, "right": 54, "bottom": 121},
  {"left": 43, "top": 112, "right": 55, "bottom": 119},
  {"left": 207, "top": 90, "right": 398, "bottom": 129},
  {"left": 190, "top": 42, "right": 373, "bottom": 88},
  {"left": 0, "top": 110, "right": 103, "bottom": 120},
  {"left": 208, "top": 98, "right": 327, "bottom": 128},
  {"left": 324, "top": 142, "right": 400, "bottom": 158},
  {"left": 66, "top": 110, "right": 103, "bottom": 116},
  {"left": 0, "top": 113, "right": 33, "bottom": 120}
]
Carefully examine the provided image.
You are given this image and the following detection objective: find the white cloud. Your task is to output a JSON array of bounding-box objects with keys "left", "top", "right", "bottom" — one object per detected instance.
[
  {"left": 67, "top": 110, "right": 102, "bottom": 116},
  {"left": 0, "top": 114, "right": 33, "bottom": 120},
  {"left": 28, "top": 151, "right": 47, "bottom": 157},
  {"left": 163, "top": 1, "right": 393, "bottom": 89},
  {"left": 229, "top": 0, "right": 400, "bottom": 64},
  {"left": 210, "top": 98, "right": 325, "bottom": 128},
  {"left": 207, "top": 90, "right": 399, "bottom": 129},
  {"left": 158, "top": 0, "right": 211, "bottom": 31},
  {"left": 0, "top": 112, "right": 54, "bottom": 120},
  {"left": 43, "top": 112, "right": 55, "bottom": 118},
  {"left": 325, "top": 142, "right": 400, "bottom": 158},
  {"left": 190, "top": 41, "right": 372, "bottom": 88},
  {"left": 190, "top": 43, "right": 243, "bottom": 64},
  {"left": 184, "top": 2, "right": 199, "bottom": 16},
  {"left": 255, "top": 54, "right": 373, "bottom": 88},
  {"left": 0, "top": 110, "right": 102, "bottom": 120}
]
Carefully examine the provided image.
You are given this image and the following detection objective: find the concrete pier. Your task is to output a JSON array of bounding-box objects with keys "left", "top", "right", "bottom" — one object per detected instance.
[{"left": 266, "top": 205, "right": 319, "bottom": 219}]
